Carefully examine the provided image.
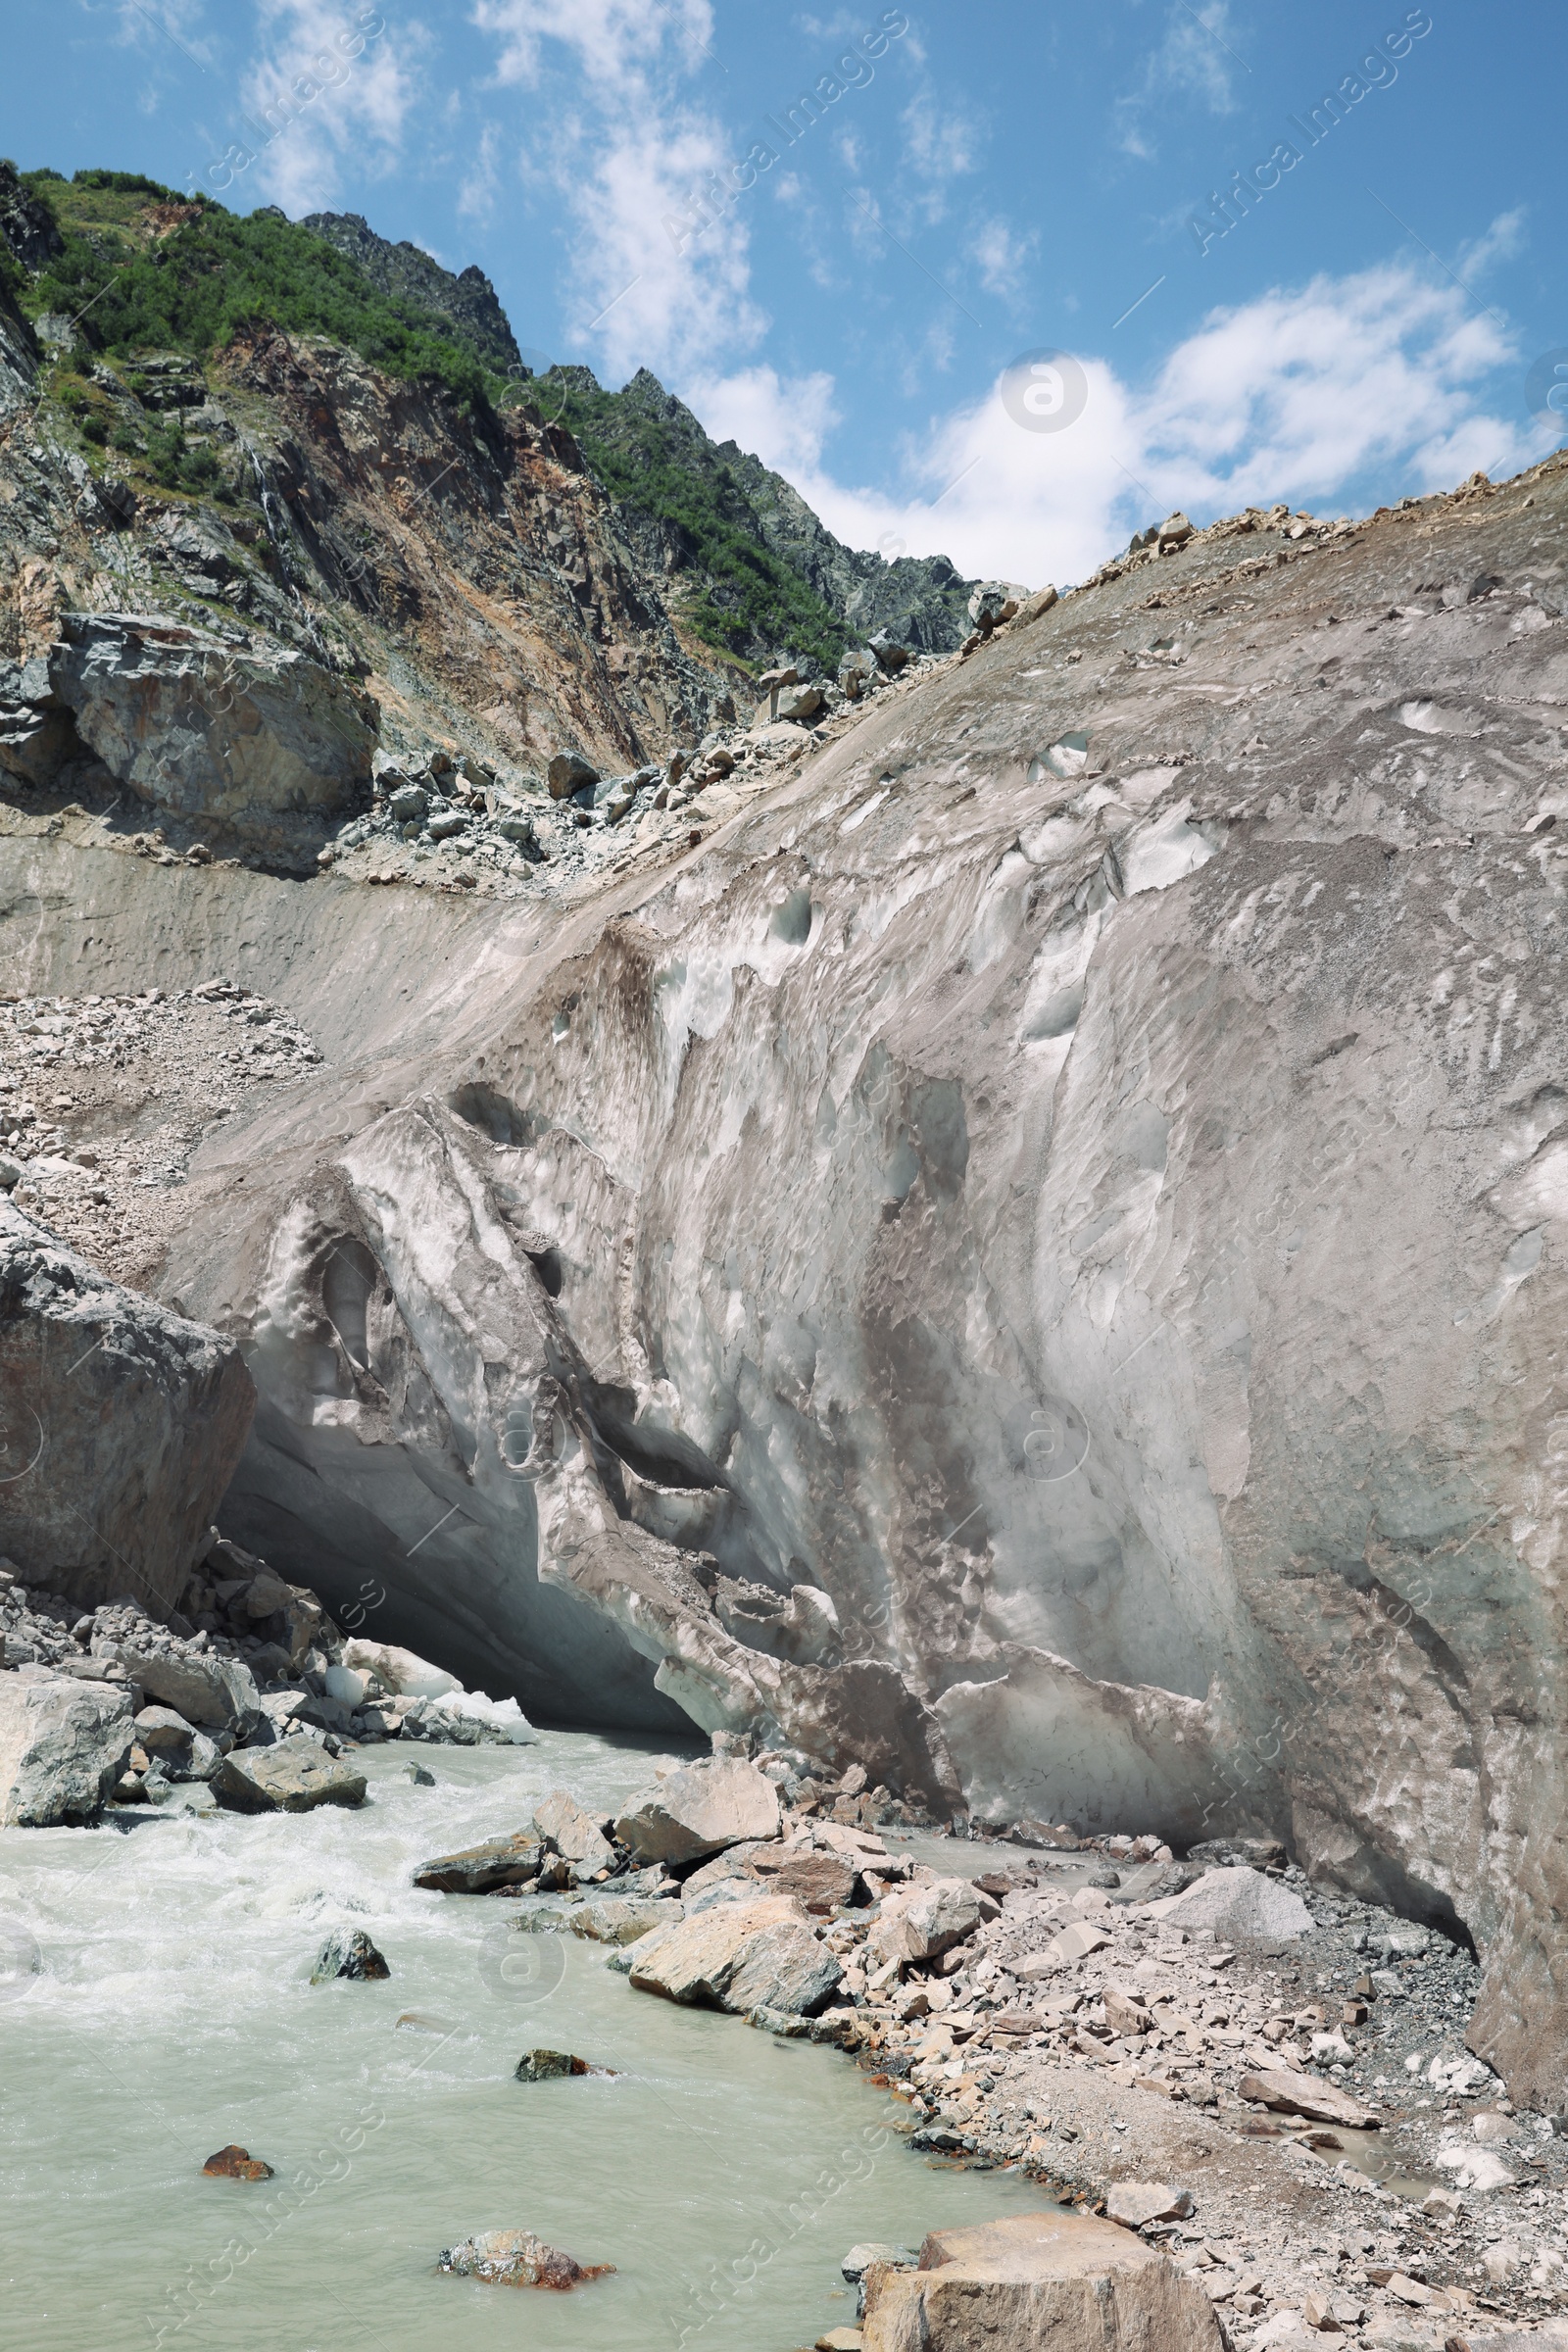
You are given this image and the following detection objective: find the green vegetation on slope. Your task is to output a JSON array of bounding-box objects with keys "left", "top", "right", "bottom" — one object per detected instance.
[
  {"left": 17, "top": 171, "right": 495, "bottom": 410},
  {"left": 550, "top": 376, "right": 851, "bottom": 673}
]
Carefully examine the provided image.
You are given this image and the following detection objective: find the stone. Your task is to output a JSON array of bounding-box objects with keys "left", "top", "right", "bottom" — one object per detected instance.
[
  {"left": 628, "top": 1893, "right": 843, "bottom": 2016},
  {"left": 114, "top": 1650, "right": 261, "bottom": 1735},
  {"left": 1156, "top": 512, "right": 1194, "bottom": 549},
  {"left": 133, "top": 1703, "right": 197, "bottom": 1754},
  {"left": 0, "top": 1198, "right": 254, "bottom": 1615},
  {"left": 435, "top": 2229, "right": 613, "bottom": 2288},
  {"left": 817, "top": 2332, "right": 864, "bottom": 2351},
  {"left": 531, "top": 1788, "right": 614, "bottom": 1873},
  {"left": 547, "top": 751, "right": 598, "bottom": 799},
  {"left": 870, "top": 1876, "right": 982, "bottom": 1967},
  {"left": 1104, "top": 2181, "right": 1195, "bottom": 2230},
  {"left": 311, "top": 1929, "right": 390, "bottom": 1983},
  {"left": 514, "top": 2048, "right": 591, "bottom": 2081},
  {"left": 202, "top": 2145, "right": 274, "bottom": 2181},
  {"left": 768, "top": 1851, "right": 861, "bottom": 1914},
  {"left": 1147, "top": 1867, "right": 1313, "bottom": 1942},
  {"left": 777, "top": 682, "right": 824, "bottom": 722},
  {"left": 212, "top": 1735, "right": 367, "bottom": 1814},
  {"left": 387, "top": 782, "right": 429, "bottom": 822},
  {"left": 0, "top": 1670, "right": 133, "bottom": 1825},
  {"left": 868, "top": 630, "right": 909, "bottom": 673},
  {"left": 427, "top": 807, "right": 467, "bottom": 839},
  {"left": 860, "top": 2210, "right": 1225, "bottom": 2352},
  {"left": 1237, "top": 2071, "right": 1381, "bottom": 2128},
  {"left": 1433, "top": 2143, "right": 1517, "bottom": 2192},
  {"left": 967, "top": 581, "right": 1022, "bottom": 631},
  {"left": 564, "top": 1895, "right": 680, "bottom": 1944},
  {"left": 614, "top": 1754, "right": 781, "bottom": 1865},
  {"left": 48, "top": 612, "right": 376, "bottom": 825},
  {"left": 413, "top": 1832, "right": 544, "bottom": 1893},
  {"left": 1104, "top": 1984, "right": 1152, "bottom": 2035}
]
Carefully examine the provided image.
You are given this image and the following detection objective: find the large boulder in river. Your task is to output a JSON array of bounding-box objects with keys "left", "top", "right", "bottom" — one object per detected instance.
[
  {"left": 212, "top": 1734, "right": 366, "bottom": 1813},
  {"left": 861, "top": 2211, "right": 1225, "bottom": 2352},
  {"left": 0, "top": 1199, "right": 254, "bottom": 1616},
  {"left": 0, "top": 1668, "right": 133, "bottom": 1825},
  {"left": 47, "top": 612, "right": 376, "bottom": 822},
  {"left": 627, "top": 1892, "right": 842, "bottom": 2016},
  {"left": 614, "top": 1755, "right": 780, "bottom": 1865}
]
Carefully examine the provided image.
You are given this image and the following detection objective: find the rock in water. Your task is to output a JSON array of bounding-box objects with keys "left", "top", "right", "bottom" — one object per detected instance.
[
  {"left": 530, "top": 1788, "right": 614, "bottom": 1873},
  {"left": 312, "top": 1930, "right": 390, "bottom": 1983},
  {"left": 1146, "top": 1866, "right": 1312, "bottom": 1941},
  {"left": 413, "top": 1832, "right": 543, "bottom": 1893},
  {"left": 202, "top": 2145, "right": 274, "bottom": 2180},
  {"left": 614, "top": 1755, "right": 781, "bottom": 1865},
  {"left": 860, "top": 2211, "right": 1224, "bottom": 2352},
  {"left": 435, "top": 2229, "right": 613, "bottom": 2288},
  {"left": 628, "top": 1893, "right": 843, "bottom": 2017},
  {"left": 514, "top": 2048, "right": 590, "bottom": 2081},
  {"left": 0, "top": 1670, "right": 133, "bottom": 1825},
  {"left": 0, "top": 1198, "right": 254, "bottom": 1614},
  {"left": 212, "top": 1736, "right": 367, "bottom": 1815}
]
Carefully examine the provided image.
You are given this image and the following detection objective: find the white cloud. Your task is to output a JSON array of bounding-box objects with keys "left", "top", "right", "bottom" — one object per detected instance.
[
  {"left": 470, "top": 0, "right": 761, "bottom": 380},
  {"left": 683, "top": 366, "right": 841, "bottom": 475},
  {"left": 1117, "top": 0, "right": 1245, "bottom": 158},
  {"left": 238, "top": 2, "right": 422, "bottom": 215},
  {"left": 724, "top": 257, "right": 1553, "bottom": 589},
  {"left": 972, "top": 217, "right": 1037, "bottom": 302}
]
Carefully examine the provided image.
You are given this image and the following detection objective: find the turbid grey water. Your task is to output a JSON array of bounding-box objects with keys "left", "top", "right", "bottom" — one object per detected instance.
[{"left": 0, "top": 1733, "right": 1047, "bottom": 2351}]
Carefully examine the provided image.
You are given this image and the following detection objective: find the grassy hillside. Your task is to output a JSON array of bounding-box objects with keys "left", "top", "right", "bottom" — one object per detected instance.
[{"left": 17, "top": 170, "right": 493, "bottom": 409}]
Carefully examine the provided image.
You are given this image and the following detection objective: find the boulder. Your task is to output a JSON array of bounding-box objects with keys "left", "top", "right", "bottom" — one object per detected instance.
[
  {"left": 312, "top": 1929, "right": 390, "bottom": 1983},
  {"left": 967, "top": 581, "right": 1022, "bottom": 631},
  {"left": 514, "top": 2048, "right": 591, "bottom": 2081},
  {"left": 202, "top": 2145, "right": 274, "bottom": 2181},
  {"left": 870, "top": 1877, "right": 982, "bottom": 1967},
  {"left": 0, "top": 1669, "right": 133, "bottom": 1825},
  {"left": 546, "top": 751, "right": 598, "bottom": 800},
  {"left": 133, "top": 1703, "right": 197, "bottom": 1754},
  {"left": 48, "top": 612, "right": 376, "bottom": 821},
  {"left": 777, "top": 682, "right": 824, "bottom": 723},
  {"left": 112, "top": 1650, "right": 261, "bottom": 1735},
  {"left": 1156, "top": 512, "right": 1195, "bottom": 549},
  {"left": 1237, "top": 2070, "right": 1381, "bottom": 2129},
  {"left": 531, "top": 1788, "right": 614, "bottom": 1873},
  {"left": 768, "top": 1852, "right": 861, "bottom": 1914},
  {"left": 0, "top": 1198, "right": 254, "bottom": 1615},
  {"left": 211, "top": 1735, "right": 367, "bottom": 1814},
  {"left": 436, "top": 2229, "right": 613, "bottom": 2289},
  {"left": 1148, "top": 1866, "right": 1312, "bottom": 1941},
  {"left": 614, "top": 1754, "right": 780, "bottom": 1865},
  {"left": 868, "top": 630, "right": 909, "bottom": 673},
  {"left": 861, "top": 2211, "right": 1225, "bottom": 2352},
  {"left": 1104, "top": 2181, "right": 1195, "bottom": 2230},
  {"left": 566, "top": 1895, "right": 680, "bottom": 1944},
  {"left": 413, "top": 1831, "right": 543, "bottom": 1893},
  {"left": 628, "top": 1892, "right": 842, "bottom": 2016}
]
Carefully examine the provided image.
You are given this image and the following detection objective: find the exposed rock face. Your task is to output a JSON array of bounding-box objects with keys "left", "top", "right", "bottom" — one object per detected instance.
[
  {"left": 46, "top": 612, "right": 377, "bottom": 827},
  {"left": 0, "top": 1667, "right": 132, "bottom": 1824},
  {"left": 297, "top": 212, "right": 523, "bottom": 378},
  {"left": 861, "top": 2212, "right": 1225, "bottom": 2352},
  {"left": 0, "top": 1198, "right": 254, "bottom": 1615}
]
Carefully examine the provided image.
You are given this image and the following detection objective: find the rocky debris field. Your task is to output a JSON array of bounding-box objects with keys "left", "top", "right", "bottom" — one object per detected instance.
[
  {"left": 0, "top": 978, "right": 322, "bottom": 1288},
  {"left": 0, "top": 1532, "right": 536, "bottom": 1825},
  {"left": 314, "top": 635, "right": 954, "bottom": 899},
  {"left": 408, "top": 1747, "right": 1568, "bottom": 2352}
]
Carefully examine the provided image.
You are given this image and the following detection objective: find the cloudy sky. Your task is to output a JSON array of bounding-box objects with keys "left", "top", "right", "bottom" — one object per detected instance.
[{"left": 5, "top": 1, "right": 1563, "bottom": 586}]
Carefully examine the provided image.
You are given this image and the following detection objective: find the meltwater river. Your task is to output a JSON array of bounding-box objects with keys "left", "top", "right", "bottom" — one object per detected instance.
[{"left": 0, "top": 1731, "right": 1046, "bottom": 2351}]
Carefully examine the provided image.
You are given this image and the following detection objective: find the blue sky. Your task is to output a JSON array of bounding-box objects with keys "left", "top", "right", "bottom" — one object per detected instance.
[{"left": 5, "top": 1, "right": 1563, "bottom": 585}]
